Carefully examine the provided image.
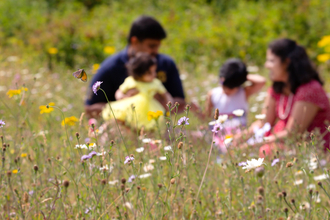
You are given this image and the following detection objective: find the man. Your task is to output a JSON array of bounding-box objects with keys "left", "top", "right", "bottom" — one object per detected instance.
[{"left": 85, "top": 16, "right": 185, "bottom": 118}]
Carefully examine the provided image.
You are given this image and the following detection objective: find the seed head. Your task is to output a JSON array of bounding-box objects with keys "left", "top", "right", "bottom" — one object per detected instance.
[
  {"left": 157, "top": 183, "right": 163, "bottom": 189},
  {"left": 167, "top": 101, "right": 172, "bottom": 108},
  {"left": 291, "top": 199, "right": 295, "bottom": 204},
  {"left": 286, "top": 162, "right": 293, "bottom": 168},
  {"left": 170, "top": 178, "right": 175, "bottom": 184},
  {"left": 282, "top": 191, "right": 287, "bottom": 198},
  {"left": 121, "top": 178, "right": 126, "bottom": 184},
  {"left": 174, "top": 102, "right": 179, "bottom": 107},
  {"left": 63, "top": 180, "right": 70, "bottom": 188},
  {"left": 283, "top": 207, "right": 288, "bottom": 213},
  {"left": 318, "top": 181, "right": 322, "bottom": 187},
  {"left": 214, "top": 108, "right": 219, "bottom": 120},
  {"left": 101, "top": 179, "right": 107, "bottom": 185},
  {"left": 178, "top": 142, "right": 183, "bottom": 149},
  {"left": 7, "top": 171, "right": 11, "bottom": 178},
  {"left": 309, "top": 189, "right": 313, "bottom": 195},
  {"left": 257, "top": 186, "right": 264, "bottom": 196},
  {"left": 137, "top": 186, "right": 141, "bottom": 190},
  {"left": 33, "top": 165, "right": 39, "bottom": 171},
  {"left": 2, "top": 147, "right": 6, "bottom": 152},
  {"left": 110, "top": 140, "right": 114, "bottom": 145},
  {"left": 75, "top": 132, "right": 79, "bottom": 138},
  {"left": 23, "top": 192, "right": 29, "bottom": 203},
  {"left": 277, "top": 192, "right": 283, "bottom": 199}
]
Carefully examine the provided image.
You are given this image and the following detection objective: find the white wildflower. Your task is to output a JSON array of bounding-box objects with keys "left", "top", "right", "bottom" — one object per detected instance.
[
  {"left": 224, "top": 138, "right": 233, "bottom": 145},
  {"left": 139, "top": 173, "right": 152, "bottom": 179},
  {"left": 233, "top": 109, "right": 244, "bottom": 117},
  {"left": 294, "top": 179, "right": 303, "bottom": 185},
  {"left": 313, "top": 174, "right": 329, "bottom": 181},
  {"left": 136, "top": 147, "right": 144, "bottom": 153},
  {"left": 143, "top": 163, "right": 154, "bottom": 172},
  {"left": 88, "top": 143, "right": 97, "bottom": 149},
  {"left": 241, "top": 158, "right": 264, "bottom": 172},
  {"left": 149, "top": 159, "right": 156, "bottom": 163},
  {"left": 75, "top": 144, "right": 88, "bottom": 149},
  {"left": 164, "top": 146, "right": 172, "bottom": 151},
  {"left": 159, "top": 156, "right": 167, "bottom": 161},
  {"left": 142, "top": 138, "right": 152, "bottom": 143},
  {"left": 255, "top": 114, "right": 266, "bottom": 120},
  {"left": 108, "top": 180, "right": 119, "bottom": 185}
]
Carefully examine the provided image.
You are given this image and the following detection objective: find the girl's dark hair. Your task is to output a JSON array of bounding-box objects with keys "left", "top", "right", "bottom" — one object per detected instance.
[
  {"left": 219, "top": 58, "right": 248, "bottom": 89},
  {"left": 126, "top": 52, "right": 157, "bottom": 80},
  {"left": 269, "top": 38, "right": 323, "bottom": 94}
]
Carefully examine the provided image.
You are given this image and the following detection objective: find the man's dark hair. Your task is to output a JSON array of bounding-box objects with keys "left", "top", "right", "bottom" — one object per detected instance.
[
  {"left": 127, "top": 16, "right": 167, "bottom": 44},
  {"left": 126, "top": 52, "right": 157, "bottom": 80},
  {"left": 219, "top": 58, "right": 248, "bottom": 89},
  {"left": 269, "top": 38, "right": 323, "bottom": 94}
]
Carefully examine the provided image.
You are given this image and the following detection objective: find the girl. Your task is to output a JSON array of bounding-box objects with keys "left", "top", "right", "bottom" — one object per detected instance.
[
  {"left": 102, "top": 52, "right": 173, "bottom": 130},
  {"left": 206, "top": 58, "right": 266, "bottom": 127}
]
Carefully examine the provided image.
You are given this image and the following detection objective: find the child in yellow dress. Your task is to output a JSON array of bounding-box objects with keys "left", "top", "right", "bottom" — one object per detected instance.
[{"left": 102, "top": 53, "right": 173, "bottom": 130}]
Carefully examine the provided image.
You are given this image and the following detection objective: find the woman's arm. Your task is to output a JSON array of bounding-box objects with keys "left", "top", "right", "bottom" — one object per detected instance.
[{"left": 245, "top": 74, "right": 266, "bottom": 99}]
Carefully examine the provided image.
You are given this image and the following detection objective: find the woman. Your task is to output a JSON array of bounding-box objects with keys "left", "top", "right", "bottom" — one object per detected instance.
[{"left": 245, "top": 38, "right": 330, "bottom": 156}]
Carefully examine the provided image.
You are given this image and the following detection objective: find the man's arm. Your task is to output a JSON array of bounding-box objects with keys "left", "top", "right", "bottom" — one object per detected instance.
[{"left": 85, "top": 103, "right": 107, "bottom": 119}]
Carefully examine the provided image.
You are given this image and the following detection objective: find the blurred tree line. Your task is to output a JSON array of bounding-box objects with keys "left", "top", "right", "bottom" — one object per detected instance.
[{"left": 0, "top": 0, "right": 329, "bottom": 74}]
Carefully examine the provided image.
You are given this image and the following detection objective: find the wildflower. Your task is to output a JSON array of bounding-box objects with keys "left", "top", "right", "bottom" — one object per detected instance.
[
  {"left": 39, "top": 102, "right": 55, "bottom": 114},
  {"left": 12, "top": 169, "right": 18, "bottom": 174},
  {"left": 108, "top": 180, "right": 119, "bottom": 185},
  {"left": 317, "top": 35, "right": 330, "bottom": 48},
  {"left": 178, "top": 142, "right": 183, "bottom": 149},
  {"left": 92, "top": 81, "right": 103, "bottom": 95},
  {"left": 238, "top": 162, "right": 247, "bottom": 167},
  {"left": 170, "top": 178, "right": 175, "bottom": 184},
  {"left": 124, "top": 156, "right": 134, "bottom": 164},
  {"left": 0, "top": 120, "right": 5, "bottom": 128},
  {"left": 143, "top": 163, "right": 154, "bottom": 172},
  {"left": 317, "top": 54, "right": 330, "bottom": 63},
  {"left": 96, "top": 151, "right": 106, "bottom": 156},
  {"left": 81, "top": 151, "right": 97, "bottom": 161},
  {"left": 21, "top": 153, "right": 27, "bottom": 157},
  {"left": 147, "top": 110, "right": 163, "bottom": 121},
  {"left": 6, "top": 89, "right": 21, "bottom": 98},
  {"left": 164, "top": 146, "right": 172, "bottom": 151},
  {"left": 63, "top": 180, "right": 70, "bottom": 188},
  {"left": 212, "top": 123, "right": 222, "bottom": 133},
  {"left": 294, "top": 180, "right": 303, "bottom": 185},
  {"left": 241, "top": 158, "right": 264, "bottom": 172},
  {"left": 286, "top": 162, "right": 293, "bottom": 168},
  {"left": 136, "top": 147, "right": 144, "bottom": 153},
  {"left": 218, "top": 115, "right": 228, "bottom": 123},
  {"left": 48, "top": 47, "right": 58, "bottom": 54},
  {"left": 314, "top": 174, "right": 329, "bottom": 181},
  {"left": 92, "top": 63, "right": 100, "bottom": 74},
  {"left": 159, "top": 156, "right": 167, "bottom": 161},
  {"left": 75, "top": 144, "right": 88, "bottom": 149},
  {"left": 21, "top": 87, "right": 28, "bottom": 92},
  {"left": 233, "top": 109, "right": 244, "bottom": 117},
  {"left": 61, "top": 116, "right": 79, "bottom": 126},
  {"left": 128, "top": 175, "right": 136, "bottom": 183},
  {"left": 224, "top": 137, "right": 233, "bottom": 145},
  {"left": 255, "top": 114, "right": 266, "bottom": 120},
  {"left": 104, "top": 46, "right": 116, "bottom": 55},
  {"left": 139, "top": 173, "right": 152, "bottom": 179},
  {"left": 271, "top": 158, "right": 280, "bottom": 166},
  {"left": 177, "top": 116, "right": 189, "bottom": 126},
  {"left": 142, "top": 138, "right": 152, "bottom": 143}
]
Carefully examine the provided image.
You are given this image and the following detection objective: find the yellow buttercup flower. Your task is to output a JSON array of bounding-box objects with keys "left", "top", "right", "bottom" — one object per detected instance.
[
  {"left": 39, "top": 102, "right": 55, "bottom": 114},
  {"left": 317, "top": 35, "right": 330, "bottom": 48},
  {"left": 92, "top": 63, "right": 100, "bottom": 74},
  {"left": 48, "top": 47, "right": 58, "bottom": 55},
  {"left": 12, "top": 169, "right": 18, "bottom": 174},
  {"left": 21, "top": 87, "right": 28, "bottom": 92},
  {"left": 104, "top": 46, "right": 116, "bottom": 55},
  {"left": 147, "top": 110, "right": 163, "bottom": 121},
  {"left": 325, "top": 46, "right": 330, "bottom": 53},
  {"left": 317, "top": 53, "right": 330, "bottom": 63},
  {"left": 61, "top": 116, "right": 79, "bottom": 126},
  {"left": 21, "top": 153, "right": 27, "bottom": 157},
  {"left": 7, "top": 89, "right": 21, "bottom": 98}
]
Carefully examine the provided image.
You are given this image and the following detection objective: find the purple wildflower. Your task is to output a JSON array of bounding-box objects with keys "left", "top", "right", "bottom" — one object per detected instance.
[
  {"left": 178, "top": 116, "right": 189, "bottom": 126},
  {"left": 92, "top": 81, "right": 103, "bottom": 95},
  {"left": 29, "top": 190, "right": 34, "bottom": 196},
  {"left": 85, "top": 137, "right": 90, "bottom": 143},
  {"left": 238, "top": 162, "right": 247, "bottom": 167},
  {"left": 124, "top": 156, "right": 134, "bottom": 164},
  {"left": 271, "top": 158, "right": 280, "bottom": 166},
  {"left": 128, "top": 175, "right": 136, "bottom": 183},
  {"left": 81, "top": 151, "right": 98, "bottom": 161},
  {"left": 0, "top": 120, "right": 5, "bottom": 128},
  {"left": 212, "top": 123, "right": 222, "bottom": 133}
]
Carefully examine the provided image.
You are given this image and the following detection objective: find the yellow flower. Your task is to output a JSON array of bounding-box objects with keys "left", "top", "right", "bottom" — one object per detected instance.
[
  {"left": 48, "top": 47, "right": 58, "bottom": 55},
  {"left": 6, "top": 89, "right": 21, "bottom": 98},
  {"left": 92, "top": 63, "right": 100, "bottom": 74},
  {"left": 61, "top": 116, "right": 79, "bottom": 126},
  {"left": 147, "top": 110, "right": 163, "bottom": 121},
  {"left": 317, "top": 53, "right": 330, "bottom": 63},
  {"left": 21, "top": 87, "right": 28, "bottom": 92},
  {"left": 317, "top": 35, "right": 330, "bottom": 48},
  {"left": 39, "top": 102, "right": 55, "bottom": 114},
  {"left": 21, "top": 153, "right": 27, "bottom": 157},
  {"left": 325, "top": 46, "right": 330, "bottom": 53},
  {"left": 12, "top": 169, "right": 18, "bottom": 174},
  {"left": 104, "top": 46, "right": 116, "bottom": 55}
]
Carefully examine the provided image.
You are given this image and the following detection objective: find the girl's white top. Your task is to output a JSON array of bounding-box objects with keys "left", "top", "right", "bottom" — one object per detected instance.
[{"left": 211, "top": 86, "right": 248, "bottom": 125}]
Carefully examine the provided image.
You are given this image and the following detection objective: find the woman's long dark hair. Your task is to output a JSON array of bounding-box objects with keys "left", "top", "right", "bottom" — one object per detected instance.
[{"left": 269, "top": 39, "right": 323, "bottom": 94}]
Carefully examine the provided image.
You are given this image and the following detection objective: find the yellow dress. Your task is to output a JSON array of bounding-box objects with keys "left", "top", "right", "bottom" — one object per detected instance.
[{"left": 102, "top": 76, "right": 166, "bottom": 130}]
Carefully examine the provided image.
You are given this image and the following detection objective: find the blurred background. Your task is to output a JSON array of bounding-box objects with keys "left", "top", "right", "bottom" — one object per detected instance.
[{"left": 1, "top": 0, "right": 330, "bottom": 118}]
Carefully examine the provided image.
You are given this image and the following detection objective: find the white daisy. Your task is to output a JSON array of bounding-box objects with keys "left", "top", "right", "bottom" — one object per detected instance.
[
  {"left": 139, "top": 173, "right": 152, "bottom": 179},
  {"left": 88, "top": 143, "right": 97, "bottom": 149},
  {"left": 294, "top": 179, "right": 303, "bottom": 185},
  {"left": 164, "top": 146, "right": 172, "bottom": 151},
  {"left": 314, "top": 174, "right": 329, "bottom": 181},
  {"left": 224, "top": 138, "right": 233, "bottom": 145},
  {"left": 149, "top": 159, "right": 156, "bottom": 164},
  {"left": 159, "top": 156, "right": 167, "bottom": 161},
  {"left": 99, "top": 165, "right": 109, "bottom": 172},
  {"left": 75, "top": 144, "right": 88, "bottom": 149},
  {"left": 136, "top": 147, "right": 144, "bottom": 153},
  {"left": 218, "top": 115, "right": 228, "bottom": 123},
  {"left": 255, "top": 114, "right": 266, "bottom": 120},
  {"left": 97, "top": 151, "right": 106, "bottom": 156},
  {"left": 233, "top": 109, "right": 244, "bottom": 117},
  {"left": 143, "top": 163, "right": 154, "bottom": 172},
  {"left": 241, "top": 158, "right": 264, "bottom": 172},
  {"left": 142, "top": 138, "right": 152, "bottom": 143},
  {"left": 108, "top": 180, "right": 119, "bottom": 185}
]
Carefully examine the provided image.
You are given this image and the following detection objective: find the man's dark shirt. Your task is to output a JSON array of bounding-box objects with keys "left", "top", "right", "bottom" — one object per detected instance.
[{"left": 86, "top": 47, "right": 185, "bottom": 105}]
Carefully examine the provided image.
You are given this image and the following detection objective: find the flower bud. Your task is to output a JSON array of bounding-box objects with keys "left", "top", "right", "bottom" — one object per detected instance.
[
  {"left": 63, "top": 180, "right": 70, "bottom": 188},
  {"left": 121, "top": 178, "right": 126, "bottom": 184},
  {"left": 170, "top": 178, "right": 175, "bottom": 184},
  {"left": 33, "top": 165, "right": 39, "bottom": 172},
  {"left": 286, "top": 162, "right": 293, "bottom": 168}
]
